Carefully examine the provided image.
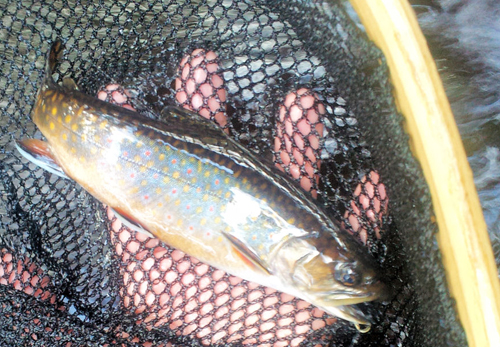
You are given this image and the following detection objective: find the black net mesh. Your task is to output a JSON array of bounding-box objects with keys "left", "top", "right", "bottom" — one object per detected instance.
[{"left": 0, "top": 0, "right": 468, "bottom": 346}]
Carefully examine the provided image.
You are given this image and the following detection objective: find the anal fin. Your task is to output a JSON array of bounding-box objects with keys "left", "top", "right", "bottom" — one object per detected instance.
[{"left": 16, "top": 139, "right": 69, "bottom": 179}]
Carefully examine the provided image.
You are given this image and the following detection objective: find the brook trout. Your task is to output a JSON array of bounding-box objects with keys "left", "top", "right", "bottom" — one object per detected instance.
[{"left": 17, "top": 41, "right": 386, "bottom": 331}]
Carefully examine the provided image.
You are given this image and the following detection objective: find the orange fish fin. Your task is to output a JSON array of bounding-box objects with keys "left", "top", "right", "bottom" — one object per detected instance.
[
  {"left": 111, "top": 207, "right": 155, "bottom": 239},
  {"left": 221, "top": 231, "right": 271, "bottom": 275},
  {"left": 15, "top": 139, "right": 69, "bottom": 179}
]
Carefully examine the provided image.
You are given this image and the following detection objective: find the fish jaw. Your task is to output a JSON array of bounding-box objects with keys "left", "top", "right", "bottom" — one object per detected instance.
[{"left": 267, "top": 230, "right": 386, "bottom": 322}]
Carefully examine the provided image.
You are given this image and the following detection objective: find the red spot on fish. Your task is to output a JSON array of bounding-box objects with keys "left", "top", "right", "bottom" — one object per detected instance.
[
  {"left": 172, "top": 189, "right": 177, "bottom": 194},
  {"left": 123, "top": 151, "right": 128, "bottom": 157},
  {"left": 189, "top": 226, "right": 194, "bottom": 231},
  {"left": 206, "top": 232, "right": 211, "bottom": 236},
  {"left": 167, "top": 215, "right": 172, "bottom": 220},
  {"left": 186, "top": 205, "right": 190, "bottom": 210},
  {"left": 144, "top": 195, "right": 149, "bottom": 200},
  {"left": 269, "top": 233, "right": 274, "bottom": 239},
  {"left": 187, "top": 168, "right": 192, "bottom": 174},
  {"left": 107, "top": 138, "right": 113, "bottom": 143},
  {"left": 196, "top": 187, "right": 202, "bottom": 193},
  {"left": 153, "top": 173, "right": 159, "bottom": 179},
  {"left": 130, "top": 173, "right": 135, "bottom": 178},
  {"left": 209, "top": 206, "right": 214, "bottom": 212},
  {"left": 215, "top": 179, "right": 220, "bottom": 185},
  {"left": 171, "top": 159, "right": 177, "bottom": 164},
  {"left": 145, "top": 150, "right": 151, "bottom": 157}
]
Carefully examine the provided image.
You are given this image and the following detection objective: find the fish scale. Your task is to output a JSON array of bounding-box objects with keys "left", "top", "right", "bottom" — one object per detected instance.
[{"left": 16, "top": 41, "right": 386, "bottom": 330}]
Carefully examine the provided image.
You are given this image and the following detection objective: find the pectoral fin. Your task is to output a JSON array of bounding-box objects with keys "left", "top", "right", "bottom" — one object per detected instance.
[
  {"left": 111, "top": 207, "right": 155, "bottom": 239},
  {"left": 221, "top": 231, "right": 271, "bottom": 275},
  {"left": 15, "top": 139, "right": 69, "bottom": 179}
]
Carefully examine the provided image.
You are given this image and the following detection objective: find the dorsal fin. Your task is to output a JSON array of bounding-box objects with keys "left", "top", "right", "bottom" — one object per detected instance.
[{"left": 46, "top": 40, "right": 64, "bottom": 85}]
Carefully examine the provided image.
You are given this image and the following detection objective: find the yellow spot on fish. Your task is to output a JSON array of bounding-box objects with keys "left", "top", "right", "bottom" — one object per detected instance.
[
  {"left": 99, "top": 121, "right": 107, "bottom": 129},
  {"left": 65, "top": 115, "right": 71, "bottom": 123},
  {"left": 49, "top": 122, "right": 55, "bottom": 130},
  {"left": 42, "top": 104, "right": 46, "bottom": 112},
  {"left": 189, "top": 157, "right": 196, "bottom": 163},
  {"left": 196, "top": 207, "right": 202, "bottom": 214},
  {"left": 129, "top": 187, "right": 139, "bottom": 194},
  {"left": 163, "top": 177, "right": 170, "bottom": 184},
  {"left": 200, "top": 218, "right": 206, "bottom": 226},
  {"left": 155, "top": 187, "right": 162, "bottom": 195},
  {"left": 71, "top": 124, "right": 78, "bottom": 132},
  {"left": 258, "top": 244, "right": 264, "bottom": 250},
  {"left": 141, "top": 180, "right": 148, "bottom": 186},
  {"left": 233, "top": 170, "right": 241, "bottom": 178},
  {"left": 162, "top": 167, "right": 169, "bottom": 173},
  {"left": 175, "top": 200, "right": 181, "bottom": 206},
  {"left": 159, "top": 154, "right": 165, "bottom": 161},
  {"left": 204, "top": 171, "right": 210, "bottom": 177},
  {"left": 57, "top": 116, "right": 62, "bottom": 123},
  {"left": 164, "top": 195, "right": 171, "bottom": 202},
  {"left": 225, "top": 226, "right": 232, "bottom": 232},
  {"left": 71, "top": 134, "right": 77, "bottom": 142},
  {"left": 224, "top": 192, "right": 231, "bottom": 199},
  {"left": 94, "top": 135, "right": 100, "bottom": 142},
  {"left": 260, "top": 183, "right": 267, "bottom": 190},
  {"left": 191, "top": 177, "right": 197, "bottom": 184},
  {"left": 202, "top": 194, "right": 209, "bottom": 201},
  {"left": 177, "top": 219, "right": 183, "bottom": 226},
  {"left": 243, "top": 225, "right": 250, "bottom": 231},
  {"left": 76, "top": 106, "right": 85, "bottom": 117},
  {"left": 217, "top": 236, "right": 223, "bottom": 242},
  {"left": 62, "top": 133, "right": 67, "bottom": 141},
  {"left": 90, "top": 147, "right": 97, "bottom": 154},
  {"left": 51, "top": 107, "right": 57, "bottom": 116},
  {"left": 70, "top": 147, "right": 76, "bottom": 154},
  {"left": 183, "top": 185, "right": 189, "bottom": 193},
  {"left": 81, "top": 134, "right": 87, "bottom": 142},
  {"left": 224, "top": 177, "right": 230, "bottom": 184},
  {"left": 287, "top": 218, "right": 295, "bottom": 225},
  {"left": 172, "top": 172, "right": 180, "bottom": 179},
  {"left": 134, "top": 155, "right": 141, "bottom": 162},
  {"left": 136, "top": 142, "right": 143, "bottom": 148},
  {"left": 139, "top": 166, "right": 146, "bottom": 173},
  {"left": 157, "top": 202, "right": 163, "bottom": 207},
  {"left": 220, "top": 205, "right": 226, "bottom": 212},
  {"left": 79, "top": 156, "right": 86, "bottom": 163},
  {"left": 181, "top": 159, "right": 186, "bottom": 166},
  {"left": 242, "top": 177, "right": 248, "bottom": 184},
  {"left": 214, "top": 217, "right": 221, "bottom": 224},
  {"left": 147, "top": 161, "right": 154, "bottom": 168}
]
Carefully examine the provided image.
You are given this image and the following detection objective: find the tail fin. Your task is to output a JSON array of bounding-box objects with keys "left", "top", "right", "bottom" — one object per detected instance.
[{"left": 45, "top": 40, "right": 64, "bottom": 83}]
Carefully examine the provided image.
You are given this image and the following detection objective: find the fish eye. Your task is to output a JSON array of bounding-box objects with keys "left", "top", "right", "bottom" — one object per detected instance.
[{"left": 335, "top": 263, "right": 360, "bottom": 287}]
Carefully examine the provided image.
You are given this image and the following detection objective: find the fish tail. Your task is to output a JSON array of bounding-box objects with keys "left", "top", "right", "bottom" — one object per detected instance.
[{"left": 45, "top": 40, "right": 64, "bottom": 84}]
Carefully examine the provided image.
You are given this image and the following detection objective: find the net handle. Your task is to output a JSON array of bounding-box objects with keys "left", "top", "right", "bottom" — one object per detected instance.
[{"left": 349, "top": 0, "right": 500, "bottom": 346}]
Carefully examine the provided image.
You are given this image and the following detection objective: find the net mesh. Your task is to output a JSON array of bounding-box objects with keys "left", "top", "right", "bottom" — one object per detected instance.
[{"left": 0, "top": 0, "right": 467, "bottom": 346}]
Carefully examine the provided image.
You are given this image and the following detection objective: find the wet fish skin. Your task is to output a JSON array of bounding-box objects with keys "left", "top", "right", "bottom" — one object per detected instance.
[{"left": 19, "top": 41, "right": 386, "bottom": 329}]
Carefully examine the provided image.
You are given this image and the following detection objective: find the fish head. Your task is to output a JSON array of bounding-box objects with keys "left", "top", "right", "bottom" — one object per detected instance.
[{"left": 271, "top": 229, "right": 386, "bottom": 325}]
